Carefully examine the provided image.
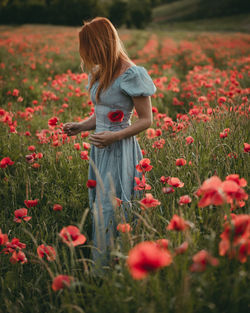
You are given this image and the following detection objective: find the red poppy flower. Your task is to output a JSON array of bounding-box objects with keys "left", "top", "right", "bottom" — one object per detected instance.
[
  {"left": 243, "top": 143, "right": 250, "bottom": 153},
  {"left": 0, "top": 157, "right": 14, "bottom": 168},
  {"left": 86, "top": 179, "right": 96, "bottom": 188},
  {"left": 80, "top": 151, "right": 89, "bottom": 160},
  {"left": 127, "top": 241, "right": 172, "bottom": 280},
  {"left": 0, "top": 229, "right": 8, "bottom": 246},
  {"left": 53, "top": 204, "right": 62, "bottom": 211},
  {"left": 10, "top": 250, "right": 28, "bottom": 264},
  {"left": 117, "top": 223, "right": 131, "bottom": 233},
  {"left": 24, "top": 199, "right": 38, "bottom": 208},
  {"left": 219, "top": 214, "right": 250, "bottom": 263},
  {"left": 176, "top": 158, "right": 187, "bottom": 166},
  {"left": 134, "top": 175, "right": 151, "bottom": 191},
  {"left": 186, "top": 136, "right": 194, "bottom": 144},
  {"left": 3, "top": 238, "right": 26, "bottom": 254},
  {"left": 179, "top": 195, "right": 192, "bottom": 205},
  {"left": 107, "top": 110, "right": 124, "bottom": 122},
  {"left": 52, "top": 275, "right": 74, "bottom": 291},
  {"left": 48, "top": 116, "right": 59, "bottom": 127},
  {"left": 14, "top": 208, "right": 32, "bottom": 223},
  {"left": 37, "top": 244, "right": 56, "bottom": 261},
  {"left": 190, "top": 250, "right": 219, "bottom": 272},
  {"left": 139, "top": 193, "right": 161, "bottom": 209},
  {"left": 136, "top": 158, "right": 153, "bottom": 173},
  {"left": 59, "top": 225, "right": 86, "bottom": 247},
  {"left": 167, "top": 177, "right": 184, "bottom": 188},
  {"left": 167, "top": 214, "right": 189, "bottom": 231}
]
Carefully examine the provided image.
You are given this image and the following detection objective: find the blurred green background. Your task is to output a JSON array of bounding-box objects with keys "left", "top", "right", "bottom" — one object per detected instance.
[{"left": 0, "top": 0, "right": 250, "bottom": 31}]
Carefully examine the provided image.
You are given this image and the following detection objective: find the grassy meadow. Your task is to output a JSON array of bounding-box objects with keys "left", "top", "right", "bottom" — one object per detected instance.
[{"left": 0, "top": 24, "right": 250, "bottom": 313}]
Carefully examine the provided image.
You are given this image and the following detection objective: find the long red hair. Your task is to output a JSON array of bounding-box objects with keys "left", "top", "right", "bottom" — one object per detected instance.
[{"left": 79, "top": 17, "right": 132, "bottom": 103}]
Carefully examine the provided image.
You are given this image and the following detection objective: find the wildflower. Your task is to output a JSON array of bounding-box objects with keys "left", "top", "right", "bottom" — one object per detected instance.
[
  {"left": 52, "top": 275, "right": 74, "bottom": 291},
  {"left": 48, "top": 117, "right": 59, "bottom": 127},
  {"left": 80, "top": 151, "right": 89, "bottom": 160},
  {"left": 179, "top": 195, "right": 192, "bottom": 205},
  {"left": 117, "top": 223, "right": 131, "bottom": 233},
  {"left": 0, "top": 229, "right": 8, "bottom": 246},
  {"left": 185, "top": 136, "right": 194, "bottom": 144},
  {"left": 167, "top": 177, "right": 184, "bottom": 188},
  {"left": 136, "top": 158, "right": 153, "bottom": 173},
  {"left": 167, "top": 214, "right": 189, "bottom": 231},
  {"left": 190, "top": 250, "right": 219, "bottom": 272},
  {"left": 127, "top": 241, "right": 172, "bottom": 280},
  {"left": 10, "top": 250, "right": 28, "bottom": 264},
  {"left": 134, "top": 175, "right": 151, "bottom": 191},
  {"left": 53, "top": 204, "right": 62, "bottom": 211},
  {"left": 59, "top": 225, "right": 86, "bottom": 247},
  {"left": 176, "top": 158, "right": 187, "bottom": 166},
  {"left": 37, "top": 244, "right": 56, "bottom": 261},
  {"left": 14, "top": 208, "right": 32, "bottom": 223},
  {"left": 139, "top": 193, "right": 161, "bottom": 209},
  {"left": 0, "top": 157, "right": 14, "bottom": 168},
  {"left": 175, "top": 241, "right": 189, "bottom": 255},
  {"left": 243, "top": 143, "right": 250, "bottom": 153},
  {"left": 24, "top": 199, "right": 38, "bottom": 208}
]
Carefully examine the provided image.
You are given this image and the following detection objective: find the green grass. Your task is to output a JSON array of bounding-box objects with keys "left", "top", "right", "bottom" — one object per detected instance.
[{"left": 0, "top": 25, "right": 249, "bottom": 313}]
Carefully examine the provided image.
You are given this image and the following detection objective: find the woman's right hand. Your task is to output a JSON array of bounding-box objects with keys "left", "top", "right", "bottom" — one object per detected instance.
[{"left": 62, "top": 122, "right": 82, "bottom": 136}]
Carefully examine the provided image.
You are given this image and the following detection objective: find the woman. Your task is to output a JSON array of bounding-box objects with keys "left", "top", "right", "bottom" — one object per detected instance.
[{"left": 63, "top": 17, "right": 157, "bottom": 274}]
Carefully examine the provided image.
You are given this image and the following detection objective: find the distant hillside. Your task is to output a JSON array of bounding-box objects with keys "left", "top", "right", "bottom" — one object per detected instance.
[{"left": 152, "top": 0, "right": 250, "bottom": 24}]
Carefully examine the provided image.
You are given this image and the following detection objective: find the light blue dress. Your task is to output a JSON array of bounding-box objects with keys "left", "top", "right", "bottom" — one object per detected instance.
[{"left": 85, "top": 65, "right": 157, "bottom": 271}]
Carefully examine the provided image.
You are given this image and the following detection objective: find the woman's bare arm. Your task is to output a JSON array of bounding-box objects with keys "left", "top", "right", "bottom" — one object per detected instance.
[
  {"left": 115, "top": 96, "right": 152, "bottom": 141},
  {"left": 89, "top": 96, "right": 152, "bottom": 147},
  {"left": 63, "top": 113, "right": 96, "bottom": 136}
]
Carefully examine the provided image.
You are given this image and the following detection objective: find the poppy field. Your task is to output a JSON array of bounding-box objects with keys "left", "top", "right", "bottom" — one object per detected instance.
[{"left": 0, "top": 25, "right": 250, "bottom": 313}]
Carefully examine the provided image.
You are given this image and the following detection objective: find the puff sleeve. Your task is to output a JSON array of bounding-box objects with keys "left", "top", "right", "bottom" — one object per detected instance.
[{"left": 120, "top": 66, "right": 157, "bottom": 97}]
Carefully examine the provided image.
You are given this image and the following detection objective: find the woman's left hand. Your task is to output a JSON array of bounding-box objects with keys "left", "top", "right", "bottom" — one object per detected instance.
[{"left": 89, "top": 131, "right": 118, "bottom": 148}]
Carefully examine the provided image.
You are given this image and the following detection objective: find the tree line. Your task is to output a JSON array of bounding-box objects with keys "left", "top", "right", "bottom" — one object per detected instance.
[{"left": 0, "top": 0, "right": 170, "bottom": 29}]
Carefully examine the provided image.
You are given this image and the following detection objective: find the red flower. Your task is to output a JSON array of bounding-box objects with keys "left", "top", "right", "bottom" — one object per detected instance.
[
  {"left": 48, "top": 116, "right": 59, "bottom": 127},
  {"left": 3, "top": 238, "right": 26, "bottom": 254},
  {"left": 52, "top": 275, "right": 74, "bottom": 291},
  {"left": 219, "top": 214, "right": 250, "bottom": 263},
  {"left": 134, "top": 175, "right": 151, "bottom": 191},
  {"left": 186, "top": 136, "right": 194, "bottom": 144},
  {"left": 24, "top": 199, "right": 38, "bottom": 208},
  {"left": 167, "top": 177, "right": 184, "bottom": 188},
  {"left": 14, "top": 208, "right": 32, "bottom": 223},
  {"left": 136, "top": 158, "right": 153, "bottom": 173},
  {"left": 127, "top": 241, "right": 172, "bottom": 280},
  {"left": 167, "top": 214, "right": 189, "bottom": 231},
  {"left": 74, "top": 143, "right": 80, "bottom": 150},
  {"left": 86, "top": 179, "right": 96, "bottom": 188},
  {"left": 0, "top": 229, "right": 8, "bottom": 246},
  {"left": 10, "top": 250, "right": 28, "bottom": 264},
  {"left": 139, "top": 193, "right": 161, "bottom": 209},
  {"left": 176, "top": 158, "right": 187, "bottom": 166},
  {"left": 37, "top": 244, "right": 56, "bottom": 261},
  {"left": 53, "top": 204, "right": 62, "bottom": 211},
  {"left": 190, "top": 250, "right": 219, "bottom": 272},
  {"left": 59, "top": 225, "right": 86, "bottom": 247},
  {"left": 80, "top": 151, "right": 89, "bottom": 160},
  {"left": 28, "top": 145, "right": 36, "bottom": 151},
  {"left": 196, "top": 176, "right": 224, "bottom": 208},
  {"left": 0, "top": 157, "right": 14, "bottom": 168},
  {"left": 117, "top": 223, "right": 131, "bottom": 233},
  {"left": 107, "top": 110, "right": 124, "bottom": 122},
  {"left": 243, "top": 143, "right": 250, "bottom": 153},
  {"left": 162, "top": 187, "right": 175, "bottom": 194},
  {"left": 179, "top": 195, "right": 192, "bottom": 205},
  {"left": 225, "top": 174, "right": 247, "bottom": 187}
]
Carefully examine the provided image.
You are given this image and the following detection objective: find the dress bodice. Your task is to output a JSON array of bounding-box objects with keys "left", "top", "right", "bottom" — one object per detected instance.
[{"left": 85, "top": 65, "right": 157, "bottom": 132}]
